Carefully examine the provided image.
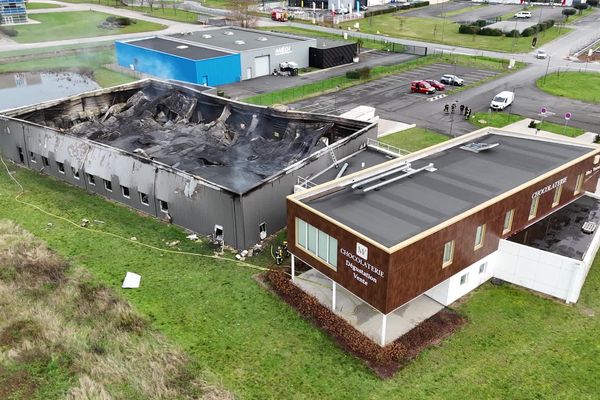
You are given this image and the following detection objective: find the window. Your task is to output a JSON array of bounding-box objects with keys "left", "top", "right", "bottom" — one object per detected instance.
[
  {"left": 121, "top": 185, "right": 130, "bottom": 198},
  {"left": 87, "top": 174, "right": 96, "bottom": 186},
  {"left": 574, "top": 173, "right": 585, "bottom": 195},
  {"left": 479, "top": 262, "right": 487, "bottom": 274},
  {"left": 160, "top": 200, "right": 169, "bottom": 213},
  {"left": 17, "top": 146, "right": 24, "bottom": 163},
  {"left": 42, "top": 156, "right": 49, "bottom": 167},
  {"left": 442, "top": 240, "right": 454, "bottom": 267},
  {"left": 529, "top": 196, "right": 539, "bottom": 220},
  {"left": 474, "top": 224, "right": 486, "bottom": 250},
  {"left": 502, "top": 209, "right": 515, "bottom": 235},
  {"left": 104, "top": 179, "right": 112, "bottom": 192},
  {"left": 595, "top": 155, "right": 600, "bottom": 165},
  {"left": 29, "top": 151, "right": 36, "bottom": 163},
  {"left": 71, "top": 167, "right": 80, "bottom": 180},
  {"left": 460, "top": 273, "right": 468, "bottom": 285},
  {"left": 57, "top": 162, "right": 65, "bottom": 174},
  {"left": 297, "top": 219, "right": 307, "bottom": 248},
  {"left": 140, "top": 192, "right": 149, "bottom": 206},
  {"left": 552, "top": 184, "right": 563, "bottom": 207},
  {"left": 295, "top": 217, "right": 338, "bottom": 270}
]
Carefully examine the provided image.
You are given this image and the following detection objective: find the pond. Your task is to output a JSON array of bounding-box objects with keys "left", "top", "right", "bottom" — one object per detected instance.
[{"left": 0, "top": 71, "right": 100, "bottom": 111}]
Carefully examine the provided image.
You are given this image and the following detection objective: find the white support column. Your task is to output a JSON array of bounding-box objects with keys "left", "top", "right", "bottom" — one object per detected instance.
[
  {"left": 380, "top": 313, "right": 387, "bottom": 347},
  {"left": 332, "top": 281, "right": 336, "bottom": 311},
  {"left": 291, "top": 254, "right": 295, "bottom": 282}
]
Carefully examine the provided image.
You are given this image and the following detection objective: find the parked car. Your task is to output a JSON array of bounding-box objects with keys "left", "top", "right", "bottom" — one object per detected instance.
[
  {"left": 440, "top": 74, "right": 464, "bottom": 86},
  {"left": 334, "top": 7, "right": 349, "bottom": 14},
  {"left": 360, "top": 5, "right": 368, "bottom": 11},
  {"left": 490, "top": 91, "right": 515, "bottom": 111},
  {"left": 425, "top": 79, "right": 445, "bottom": 91},
  {"left": 514, "top": 11, "right": 532, "bottom": 18},
  {"left": 410, "top": 80, "right": 436, "bottom": 94},
  {"left": 535, "top": 49, "right": 548, "bottom": 59}
]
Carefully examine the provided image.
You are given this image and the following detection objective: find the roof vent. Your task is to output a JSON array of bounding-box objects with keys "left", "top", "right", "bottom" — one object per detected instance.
[
  {"left": 257, "top": 36, "right": 268, "bottom": 41},
  {"left": 234, "top": 40, "right": 245, "bottom": 45},
  {"left": 460, "top": 142, "right": 500, "bottom": 153},
  {"left": 176, "top": 45, "right": 189, "bottom": 49},
  {"left": 202, "top": 34, "right": 212, "bottom": 38},
  {"left": 223, "top": 31, "right": 234, "bottom": 36},
  {"left": 583, "top": 221, "right": 597, "bottom": 234}
]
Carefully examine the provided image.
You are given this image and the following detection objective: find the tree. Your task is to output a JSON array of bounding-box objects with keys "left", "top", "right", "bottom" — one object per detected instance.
[
  {"left": 226, "top": 0, "right": 258, "bottom": 28},
  {"left": 562, "top": 7, "right": 576, "bottom": 20},
  {"left": 147, "top": 0, "right": 154, "bottom": 12},
  {"left": 574, "top": 3, "right": 589, "bottom": 14}
]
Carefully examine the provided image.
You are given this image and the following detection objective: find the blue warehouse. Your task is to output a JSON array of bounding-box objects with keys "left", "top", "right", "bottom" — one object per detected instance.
[
  {"left": 116, "top": 28, "right": 318, "bottom": 86},
  {"left": 115, "top": 37, "right": 241, "bottom": 87}
]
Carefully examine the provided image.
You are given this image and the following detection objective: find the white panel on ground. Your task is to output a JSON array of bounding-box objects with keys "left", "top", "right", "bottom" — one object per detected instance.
[
  {"left": 495, "top": 240, "right": 581, "bottom": 302},
  {"left": 254, "top": 55, "right": 270, "bottom": 78},
  {"left": 122, "top": 271, "right": 141, "bottom": 288},
  {"left": 340, "top": 106, "right": 378, "bottom": 123}
]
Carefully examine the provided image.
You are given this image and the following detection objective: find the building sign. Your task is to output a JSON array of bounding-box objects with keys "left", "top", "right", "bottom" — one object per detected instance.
[
  {"left": 356, "top": 242, "right": 368, "bottom": 260},
  {"left": 531, "top": 177, "right": 567, "bottom": 199},
  {"left": 275, "top": 45, "right": 292, "bottom": 56},
  {"left": 340, "top": 246, "right": 384, "bottom": 287}
]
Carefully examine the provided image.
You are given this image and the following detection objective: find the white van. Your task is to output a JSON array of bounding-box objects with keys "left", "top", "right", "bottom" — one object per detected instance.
[{"left": 490, "top": 91, "right": 515, "bottom": 111}]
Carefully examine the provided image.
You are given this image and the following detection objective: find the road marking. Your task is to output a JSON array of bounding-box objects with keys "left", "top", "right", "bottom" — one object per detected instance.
[{"left": 428, "top": 94, "right": 448, "bottom": 102}]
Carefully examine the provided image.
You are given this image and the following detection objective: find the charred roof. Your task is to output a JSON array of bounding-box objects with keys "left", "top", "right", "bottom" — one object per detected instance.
[{"left": 3, "top": 79, "right": 373, "bottom": 194}]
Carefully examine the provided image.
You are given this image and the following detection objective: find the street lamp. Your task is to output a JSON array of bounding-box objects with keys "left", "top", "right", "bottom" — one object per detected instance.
[{"left": 543, "top": 55, "right": 551, "bottom": 84}]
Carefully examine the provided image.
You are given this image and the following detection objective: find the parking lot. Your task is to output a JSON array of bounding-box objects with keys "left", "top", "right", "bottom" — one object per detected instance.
[{"left": 290, "top": 63, "right": 501, "bottom": 118}]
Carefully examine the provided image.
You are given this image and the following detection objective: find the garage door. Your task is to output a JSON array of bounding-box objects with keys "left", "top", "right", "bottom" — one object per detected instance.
[{"left": 254, "top": 55, "right": 270, "bottom": 78}]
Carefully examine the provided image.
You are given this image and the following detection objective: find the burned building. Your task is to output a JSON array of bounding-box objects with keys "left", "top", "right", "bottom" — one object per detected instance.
[{"left": 0, "top": 79, "right": 376, "bottom": 249}]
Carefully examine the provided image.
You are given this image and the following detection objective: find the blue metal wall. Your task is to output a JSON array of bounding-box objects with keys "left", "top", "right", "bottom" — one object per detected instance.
[{"left": 115, "top": 41, "right": 241, "bottom": 86}]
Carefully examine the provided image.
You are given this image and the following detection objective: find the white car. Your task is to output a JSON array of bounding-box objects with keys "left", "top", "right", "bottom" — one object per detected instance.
[
  {"left": 536, "top": 50, "right": 548, "bottom": 59},
  {"left": 490, "top": 91, "right": 515, "bottom": 111},
  {"left": 514, "top": 11, "right": 532, "bottom": 18},
  {"left": 440, "top": 74, "right": 464, "bottom": 86}
]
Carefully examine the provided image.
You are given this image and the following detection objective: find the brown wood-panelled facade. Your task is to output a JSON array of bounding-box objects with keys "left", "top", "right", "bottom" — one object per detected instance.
[
  {"left": 287, "top": 200, "right": 390, "bottom": 312},
  {"left": 288, "top": 152, "right": 600, "bottom": 314}
]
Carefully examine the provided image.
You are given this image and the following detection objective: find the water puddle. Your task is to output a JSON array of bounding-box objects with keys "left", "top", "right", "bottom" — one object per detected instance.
[{"left": 0, "top": 71, "right": 100, "bottom": 111}]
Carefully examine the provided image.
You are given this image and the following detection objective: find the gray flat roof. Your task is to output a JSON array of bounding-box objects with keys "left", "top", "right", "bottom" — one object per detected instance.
[
  {"left": 509, "top": 195, "right": 600, "bottom": 260},
  {"left": 302, "top": 134, "right": 592, "bottom": 248},
  {"left": 124, "top": 37, "right": 231, "bottom": 60},
  {"left": 315, "top": 38, "right": 357, "bottom": 49},
  {"left": 168, "top": 27, "right": 310, "bottom": 52}
]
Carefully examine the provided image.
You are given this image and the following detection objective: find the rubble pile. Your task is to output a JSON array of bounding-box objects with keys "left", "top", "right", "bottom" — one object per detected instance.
[{"left": 62, "top": 89, "right": 332, "bottom": 191}]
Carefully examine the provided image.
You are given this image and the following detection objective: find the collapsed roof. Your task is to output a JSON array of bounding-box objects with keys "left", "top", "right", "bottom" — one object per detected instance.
[{"left": 8, "top": 80, "right": 371, "bottom": 194}]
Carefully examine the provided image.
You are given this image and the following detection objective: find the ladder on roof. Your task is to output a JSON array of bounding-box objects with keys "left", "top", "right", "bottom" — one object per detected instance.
[{"left": 329, "top": 147, "right": 338, "bottom": 169}]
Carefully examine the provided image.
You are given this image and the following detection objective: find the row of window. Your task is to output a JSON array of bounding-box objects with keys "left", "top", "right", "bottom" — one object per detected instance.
[
  {"left": 23, "top": 149, "right": 169, "bottom": 213},
  {"left": 443, "top": 174, "right": 585, "bottom": 268},
  {"left": 296, "top": 218, "right": 338, "bottom": 270},
  {"left": 459, "top": 262, "right": 488, "bottom": 286}
]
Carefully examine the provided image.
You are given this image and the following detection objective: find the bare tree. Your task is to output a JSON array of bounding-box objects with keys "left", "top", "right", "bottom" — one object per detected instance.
[
  {"left": 147, "top": 0, "right": 154, "bottom": 12},
  {"left": 227, "top": 0, "right": 258, "bottom": 28}
]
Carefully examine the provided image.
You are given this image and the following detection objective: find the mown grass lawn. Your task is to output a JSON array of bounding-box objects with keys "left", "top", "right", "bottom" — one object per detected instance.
[
  {"left": 470, "top": 112, "right": 584, "bottom": 137},
  {"left": 2, "top": 154, "right": 600, "bottom": 398},
  {"left": 0, "top": 49, "right": 136, "bottom": 88},
  {"left": 14, "top": 11, "right": 165, "bottom": 43},
  {"left": 341, "top": 14, "right": 569, "bottom": 53},
  {"left": 26, "top": 2, "right": 64, "bottom": 9},
  {"left": 537, "top": 71, "right": 600, "bottom": 104},
  {"left": 379, "top": 127, "right": 449, "bottom": 152},
  {"left": 471, "top": 111, "right": 523, "bottom": 128}
]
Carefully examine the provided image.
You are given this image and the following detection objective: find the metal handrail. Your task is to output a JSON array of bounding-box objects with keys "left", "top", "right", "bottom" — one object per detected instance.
[
  {"left": 297, "top": 176, "right": 317, "bottom": 189},
  {"left": 366, "top": 138, "right": 410, "bottom": 156}
]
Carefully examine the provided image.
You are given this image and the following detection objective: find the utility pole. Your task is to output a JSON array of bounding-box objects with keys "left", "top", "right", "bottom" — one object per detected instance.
[{"left": 543, "top": 55, "right": 551, "bottom": 84}]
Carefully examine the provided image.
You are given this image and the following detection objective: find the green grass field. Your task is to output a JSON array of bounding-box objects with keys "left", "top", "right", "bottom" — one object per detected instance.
[
  {"left": 379, "top": 127, "right": 449, "bottom": 152},
  {"left": 2, "top": 147, "right": 600, "bottom": 398},
  {"left": 471, "top": 112, "right": 523, "bottom": 128},
  {"left": 14, "top": 11, "right": 165, "bottom": 43},
  {"left": 26, "top": 2, "right": 64, "bottom": 9},
  {"left": 342, "top": 14, "right": 569, "bottom": 53},
  {"left": 471, "top": 112, "right": 584, "bottom": 137},
  {"left": 0, "top": 41, "right": 114, "bottom": 59},
  {"left": 537, "top": 71, "right": 600, "bottom": 104},
  {"left": 0, "top": 50, "right": 136, "bottom": 88},
  {"left": 245, "top": 54, "right": 520, "bottom": 106}
]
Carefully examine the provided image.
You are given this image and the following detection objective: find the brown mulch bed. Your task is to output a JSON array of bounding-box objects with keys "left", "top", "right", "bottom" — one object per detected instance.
[{"left": 265, "top": 269, "right": 467, "bottom": 379}]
